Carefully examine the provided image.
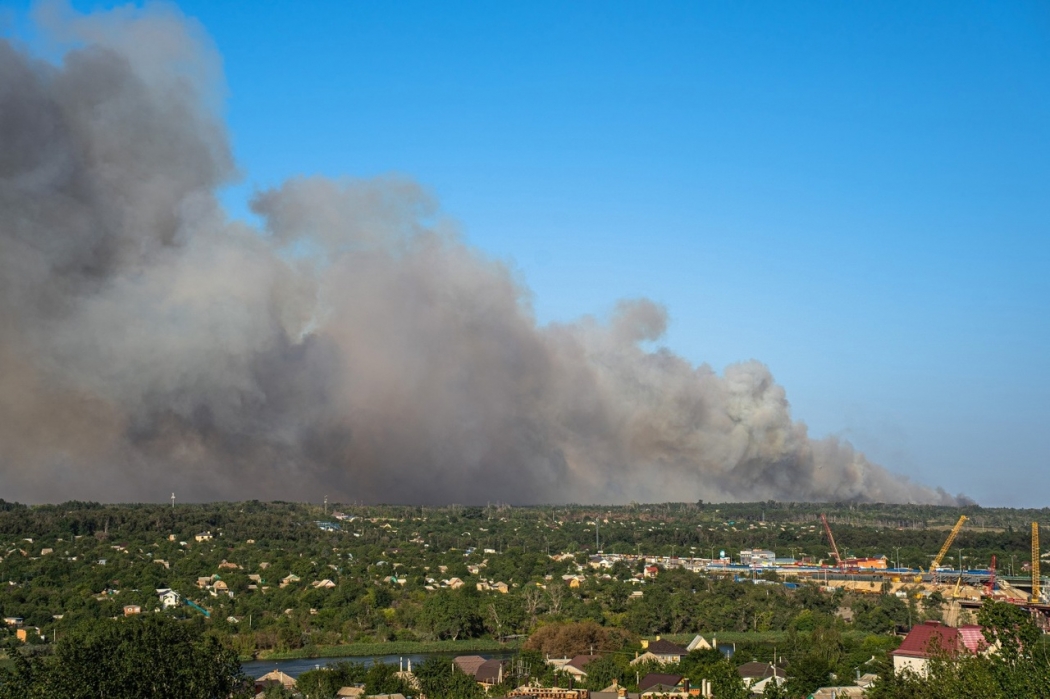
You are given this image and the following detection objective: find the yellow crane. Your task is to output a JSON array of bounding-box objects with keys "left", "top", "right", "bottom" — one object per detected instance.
[
  {"left": 1032, "top": 522, "right": 1041, "bottom": 604},
  {"left": 914, "top": 515, "right": 967, "bottom": 583}
]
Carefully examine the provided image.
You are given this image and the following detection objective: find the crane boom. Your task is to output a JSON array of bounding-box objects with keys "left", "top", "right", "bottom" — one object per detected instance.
[
  {"left": 985, "top": 554, "right": 997, "bottom": 594},
  {"left": 915, "top": 514, "right": 967, "bottom": 583},
  {"left": 930, "top": 515, "right": 968, "bottom": 572},
  {"left": 820, "top": 514, "right": 843, "bottom": 569},
  {"left": 1032, "top": 522, "right": 1041, "bottom": 604}
]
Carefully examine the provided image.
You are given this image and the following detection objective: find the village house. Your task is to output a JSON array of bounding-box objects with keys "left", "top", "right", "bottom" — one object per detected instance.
[
  {"left": 561, "top": 655, "right": 599, "bottom": 680},
  {"left": 638, "top": 673, "right": 689, "bottom": 697},
  {"left": 335, "top": 687, "right": 365, "bottom": 697},
  {"left": 157, "top": 589, "right": 181, "bottom": 609},
  {"left": 123, "top": 605, "right": 141, "bottom": 616},
  {"left": 255, "top": 669, "right": 296, "bottom": 694},
  {"left": 638, "top": 633, "right": 688, "bottom": 663},
  {"left": 474, "top": 659, "right": 507, "bottom": 688},
  {"left": 736, "top": 662, "right": 785, "bottom": 694},
  {"left": 453, "top": 655, "right": 487, "bottom": 678},
  {"left": 687, "top": 634, "right": 716, "bottom": 652},
  {"left": 890, "top": 620, "right": 989, "bottom": 676}
]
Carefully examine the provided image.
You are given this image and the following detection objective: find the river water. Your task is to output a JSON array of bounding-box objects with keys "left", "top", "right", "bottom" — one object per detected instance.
[
  {"left": 241, "top": 650, "right": 518, "bottom": 679},
  {"left": 241, "top": 645, "right": 735, "bottom": 680}
]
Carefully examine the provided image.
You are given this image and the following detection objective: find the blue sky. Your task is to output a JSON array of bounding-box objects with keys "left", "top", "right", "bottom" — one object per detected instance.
[{"left": 6, "top": 1, "right": 1049, "bottom": 505}]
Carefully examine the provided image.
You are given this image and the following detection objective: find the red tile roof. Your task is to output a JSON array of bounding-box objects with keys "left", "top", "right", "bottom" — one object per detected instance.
[
  {"left": 891, "top": 621, "right": 987, "bottom": 659},
  {"left": 958, "top": 625, "right": 989, "bottom": 653}
]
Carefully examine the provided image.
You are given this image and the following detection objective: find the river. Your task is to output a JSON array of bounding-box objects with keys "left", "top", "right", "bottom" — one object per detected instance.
[
  {"left": 241, "top": 650, "right": 518, "bottom": 679},
  {"left": 241, "top": 645, "right": 735, "bottom": 679}
]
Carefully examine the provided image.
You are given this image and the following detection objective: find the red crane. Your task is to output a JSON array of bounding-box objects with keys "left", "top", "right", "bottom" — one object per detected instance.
[
  {"left": 820, "top": 513, "right": 844, "bottom": 570},
  {"left": 985, "top": 554, "right": 997, "bottom": 594}
]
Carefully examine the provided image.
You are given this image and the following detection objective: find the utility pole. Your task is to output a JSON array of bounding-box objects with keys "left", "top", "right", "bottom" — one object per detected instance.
[
  {"left": 324, "top": 495, "right": 328, "bottom": 516},
  {"left": 171, "top": 493, "right": 175, "bottom": 509}
]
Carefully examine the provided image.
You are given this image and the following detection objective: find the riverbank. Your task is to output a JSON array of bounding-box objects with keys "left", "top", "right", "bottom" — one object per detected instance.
[{"left": 245, "top": 638, "right": 522, "bottom": 663}]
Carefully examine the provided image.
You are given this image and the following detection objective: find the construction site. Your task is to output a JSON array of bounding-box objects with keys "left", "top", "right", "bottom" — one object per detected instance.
[{"left": 777, "top": 515, "right": 1050, "bottom": 631}]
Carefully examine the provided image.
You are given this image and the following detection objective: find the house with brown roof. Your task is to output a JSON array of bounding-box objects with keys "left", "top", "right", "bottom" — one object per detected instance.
[
  {"left": 638, "top": 673, "right": 689, "bottom": 696},
  {"left": 736, "top": 662, "right": 785, "bottom": 694},
  {"left": 475, "top": 658, "right": 507, "bottom": 687},
  {"left": 638, "top": 638, "right": 687, "bottom": 664},
  {"left": 453, "top": 655, "right": 507, "bottom": 688},
  {"left": 561, "top": 654, "right": 599, "bottom": 679},
  {"left": 453, "top": 654, "right": 489, "bottom": 677},
  {"left": 890, "top": 620, "right": 989, "bottom": 676}
]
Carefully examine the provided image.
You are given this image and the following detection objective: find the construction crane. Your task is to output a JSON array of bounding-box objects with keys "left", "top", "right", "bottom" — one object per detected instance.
[
  {"left": 1032, "top": 522, "right": 1041, "bottom": 604},
  {"left": 820, "top": 514, "right": 844, "bottom": 570},
  {"left": 914, "top": 515, "right": 967, "bottom": 583},
  {"left": 985, "top": 554, "right": 997, "bottom": 595}
]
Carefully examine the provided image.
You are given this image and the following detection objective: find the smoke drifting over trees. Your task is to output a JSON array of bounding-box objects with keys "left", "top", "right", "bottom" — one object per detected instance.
[{"left": 0, "top": 5, "right": 958, "bottom": 505}]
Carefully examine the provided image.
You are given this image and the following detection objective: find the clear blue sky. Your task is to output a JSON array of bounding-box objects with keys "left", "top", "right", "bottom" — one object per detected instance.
[{"left": 7, "top": 1, "right": 1049, "bottom": 505}]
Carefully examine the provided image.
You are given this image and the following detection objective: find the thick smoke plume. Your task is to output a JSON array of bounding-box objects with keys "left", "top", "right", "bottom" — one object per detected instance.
[{"left": 0, "top": 4, "right": 958, "bottom": 505}]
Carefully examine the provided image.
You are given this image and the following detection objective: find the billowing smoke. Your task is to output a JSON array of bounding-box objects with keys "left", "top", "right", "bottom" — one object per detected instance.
[{"left": 0, "top": 4, "right": 958, "bottom": 505}]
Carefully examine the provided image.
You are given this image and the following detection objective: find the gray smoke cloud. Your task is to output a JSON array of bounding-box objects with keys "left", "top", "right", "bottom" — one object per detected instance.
[{"left": 0, "top": 4, "right": 960, "bottom": 505}]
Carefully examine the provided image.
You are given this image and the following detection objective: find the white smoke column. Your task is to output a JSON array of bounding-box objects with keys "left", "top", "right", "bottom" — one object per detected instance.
[{"left": 0, "top": 3, "right": 960, "bottom": 505}]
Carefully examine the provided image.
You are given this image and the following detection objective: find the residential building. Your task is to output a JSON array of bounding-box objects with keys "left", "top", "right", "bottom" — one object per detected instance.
[
  {"left": 561, "top": 655, "right": 598, "bottom": 680},
  {"left": 255, "top": 670, "right": 296, "bottom": 694},
  {"left": 736, "top": 662, "right": 785, "bottom": 694},
  {"left": 890, "top": 620, "right": 989, "bottom": 676},
  {"left": 475, "top": 659, "right": 507, "bottom": 688},
  {"left": 453, "top": 655, "right": 488, "bottom": 678},
  {"left": 638, "top": 673, "right": 689, "bottom": 697},
  {"left": 640, "top": 638, "right": 687, "bottom": 664},
  {"left": 686, "top": 634, "right": 715, "bottom": 652},
  {"left": 157, "top": 589, "right": 181, "bottom": 609}
]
